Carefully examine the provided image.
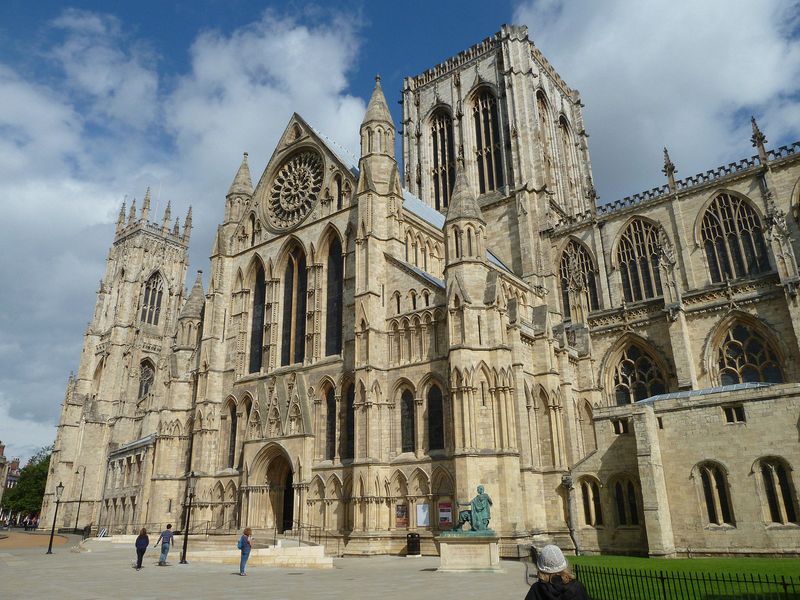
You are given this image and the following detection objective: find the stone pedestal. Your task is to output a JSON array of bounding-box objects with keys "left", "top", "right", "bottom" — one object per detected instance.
[{"left": 436, "top": 534, "right": 501, "bottom": 572}]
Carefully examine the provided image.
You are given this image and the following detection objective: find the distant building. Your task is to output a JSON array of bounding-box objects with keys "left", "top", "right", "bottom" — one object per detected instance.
[
  {"left": 43, "top": 25, "right": 800, "bottom": 557},
  {"left": 0, "top": 442, "right": 7, "bottom": 508}
]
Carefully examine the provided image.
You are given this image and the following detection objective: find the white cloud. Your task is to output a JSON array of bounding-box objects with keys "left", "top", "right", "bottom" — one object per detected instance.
[
  {"left": 513, "top": 0, "right": 800, "bottom": 201},
  {"left": 0, "top": 8, "right": 366, "bottom": 460}
]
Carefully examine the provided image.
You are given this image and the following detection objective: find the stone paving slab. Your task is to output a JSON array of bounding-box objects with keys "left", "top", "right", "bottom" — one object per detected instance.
[{"left": 0, "top": 538, "right": 535, "bottom": 600}]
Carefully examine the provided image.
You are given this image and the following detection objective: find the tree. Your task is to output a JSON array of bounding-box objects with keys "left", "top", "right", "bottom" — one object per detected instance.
[{"left": 3, "top": 445, "right": 52, "bottom": 515}]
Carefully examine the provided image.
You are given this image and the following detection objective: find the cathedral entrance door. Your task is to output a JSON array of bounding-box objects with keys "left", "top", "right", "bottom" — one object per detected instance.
[{"left": 266, "top": 453, "right": 294, "bottom": 533}]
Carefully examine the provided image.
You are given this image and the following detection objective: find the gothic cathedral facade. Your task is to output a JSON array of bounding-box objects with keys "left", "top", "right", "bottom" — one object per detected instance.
[{"left": 44, "top": 25, "right": 800, "bottom": 557}]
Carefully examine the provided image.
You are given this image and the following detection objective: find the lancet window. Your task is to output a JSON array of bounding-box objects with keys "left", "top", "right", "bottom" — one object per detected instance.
[
  {"left": 758, "top": 457, "right": 798, "bottom": 524},
  {"left": 536, "top": 92, "right": 554, "bottom": 186},
  {"left": 140, "top": 273, "right": 164, "bottom": 325},
  {"left": 431, "top": 109, "right": 456, "bottom": 210},
  {"left": 401, "top": 390, "right": 416, "bottom": 453},
  {"left": 138, "top": 360, "right": 155, "bottom": 399},
  {"left": 227, "top": 402, "right": 237, "bottom": 469},
  {"left": 558, "top": 116, "right": 578, "bottom": 200},
  {"left": 249, "top": 263, "right": 265, "bottom": 374},
  {"left": 580, "top": 478, "right": 603, "bottom": 527},
  {"left": 612, "top": 343, "right": 667, "bottom": 405},
  {"left": 701, "top": 193, "right": 770, "bottom": 282},
  {"left": 717, "top": 322, "right": 783, "bottom": 385},
  {"left": 343, "top": 385, "right": 355, "bottom": 460},
  {"left": 281, "top": 245, "right": 308, "bottom": 366},
  {"left": 325, "top": 387, "right": 336, "bottom": 460},
  {"left": 696, "top": 462, "right": 734, "bottom": 526},
  {"left": 559, "top": 240, "right": 600, "bottom": 321},
  {"left": 472, "top": 89, "right": 504, "bottom": 194},
  {"left": 617, "top": 220, "right": 664, "bottom": 302},
  {"left": 613, "top": 479, "right": 640, "bottom": 526},
  {"left": 325, "top": 237, "right": 343, "bottom": 355},
  {"left": 427, "top": 385, "right": 444, "bottom": 451}
]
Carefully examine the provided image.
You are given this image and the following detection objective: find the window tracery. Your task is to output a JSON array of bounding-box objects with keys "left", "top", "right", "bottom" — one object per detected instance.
[
  {"left": 431, "top": 110, "right": 456, "bottom": 211},
  {"left": 472, "top": 90, "right": 504, "bottom": 194},
  {"left": 758, "top": 457, "right": 798, "bottom": 524},
  {"left": 138, "top": 360, "right": 155, "bottom": 399},
  {"left": 536, "top": 92, "right": 554, "bottom": 187},
  {"left": 617, "top": 220, "right": 664, "bottom": 302},
  {"left": 140, "top": 273, "right": 164, "bottom": 325},
  {"left": 696, "top": 462, "right": 734, "bottom": 526},
  {"left": 268, "top": 151, "right": 323, "bottom": 230},
  {"left": 558, "top": 116, "right": 577, "bottom": 201},
  {"left": 701, "top": 193, "right": 770, "bottom": 282},
  {"left": 559, "top": 240, "right": 599, "bottom": 321},
  {"left": 717, "top": 322, "right": 783, "bottom": 385},
  {"left": 612, "top": 343, "right": 667, "bottom": 405}
]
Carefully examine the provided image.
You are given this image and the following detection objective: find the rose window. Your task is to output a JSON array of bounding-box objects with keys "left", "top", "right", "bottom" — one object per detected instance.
[{"left": 268, "top": 152, "right": 323, "bottom": 229}]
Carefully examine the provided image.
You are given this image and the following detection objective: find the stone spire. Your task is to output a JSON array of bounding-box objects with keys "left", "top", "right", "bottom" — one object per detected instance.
[
  {"left": 662, "top": 147, "right": 677, "bottom": 192},
  {"left": 182, "top": 206, "right": 193, "bottom": 243},
  {"left": 445, "top": 159, "right": 484, "bottom": 225},
  {"left": 227, "top": 152, "right": 253, "bottom": 197},
  {"left": 751, "top": 116, "right": 768, "bottom": 163},
  {"left": 116, "top": 200, "right": 126, "bottom": 234},
  {"left": 173, "top": 218, "right": 180, "bottom": 236},
  {"left": 141, "top": 187, "right": 151, "bottom": 221},
  {"left": 362, "top": 75, "right": 393, "bottom": 127},
  {"left": 161, "top": 201, "right": 172, "bottom": 233},
  {"left": 128, "top": 198, "right": 137, "bottom": 225},
  {"left": 179, "top": 270, "right": 205, "bottom": 321}
]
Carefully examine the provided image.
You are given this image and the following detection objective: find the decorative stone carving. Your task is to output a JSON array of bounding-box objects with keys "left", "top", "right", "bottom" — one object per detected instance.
[{"left": 267, "top": 151, "right": 323, "bottom": 230}]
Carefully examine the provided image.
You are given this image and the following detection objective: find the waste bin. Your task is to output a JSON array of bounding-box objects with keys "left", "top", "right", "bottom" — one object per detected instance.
[{"left": 406, "top": 532, "right": 421, "bottom": 556}]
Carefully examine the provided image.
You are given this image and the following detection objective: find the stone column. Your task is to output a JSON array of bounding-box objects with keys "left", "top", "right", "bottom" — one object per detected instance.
[{"left": 632, "top": 407, "right": 676, "bottom": 557}]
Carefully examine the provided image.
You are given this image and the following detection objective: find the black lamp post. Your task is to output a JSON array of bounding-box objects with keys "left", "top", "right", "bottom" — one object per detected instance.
[
  {"left": 74, "top": 466, "right": 86, "bottom": 533},
  {"left": 46, "top": 481, "right": 64, "bottom": 555},
  {"left": 179, "top": 472, "right": 196, "bottom": 564}
]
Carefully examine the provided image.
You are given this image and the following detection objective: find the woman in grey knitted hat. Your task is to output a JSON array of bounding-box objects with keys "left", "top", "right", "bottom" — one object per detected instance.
[{"left": 524, "top": 545, "right": 589, "bottom": 600}]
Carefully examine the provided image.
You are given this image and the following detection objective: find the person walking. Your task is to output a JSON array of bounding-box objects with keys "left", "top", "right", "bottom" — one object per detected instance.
[
  {"left": 238, "top": 527, "right": 253, "bottom": 576},
  {"left": 154, "top": 524, "right": 174, "bottom": 566},
  {"left": 524, "top": 545, "right": 589, "bottom": 600},
  {"left": 134, "top": 528, "right": 149, "bottom": 570}
]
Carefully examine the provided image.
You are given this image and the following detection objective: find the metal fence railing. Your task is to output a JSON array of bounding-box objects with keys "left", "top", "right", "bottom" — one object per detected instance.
[{"left": 574, "top": 564, "right": 800, "bottom": 600}]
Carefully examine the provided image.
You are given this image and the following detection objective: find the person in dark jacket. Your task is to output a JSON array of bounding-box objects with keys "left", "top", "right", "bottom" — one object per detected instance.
[
  {"left": 134, "top": 528, "right": 149, "bottom": 570},
  {"left": 238, "top": 527, "right": 253, "bottom": 576},
  {"left": 524, "top": 545, "right": 589, "bottom": 600}
]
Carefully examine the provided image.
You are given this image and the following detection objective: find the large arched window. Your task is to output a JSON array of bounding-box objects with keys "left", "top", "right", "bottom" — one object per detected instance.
[
  {"left": 472, "top": 89, "right": 504, "bottom": 194},
  {"left": 431, "top": 109, "right": 456, "bottom": 210},
  {"left": 249, "top": 262, "right": 265, "bottom": 373},
  {"left": 536, "top": 92, "right": 554, "bottom": 186},
  {"left": 343, "top": 385, "right": 355, "bottom": 460},
  {"left": 559, "top": 240, "right": 600, "bottom": 321},
  {"left": 717, "top": 322, "right": 783, "bottom": 385},
  {"left": 696, "top": 462, "right": 734, "bottom": 526},
  {"left": 325, "top": 387, "right": 336, "bottom": 461},
  {"left": 617, "top": 220, "right": 663, "bottom": 302},
  {"left": 401, "top": 389, "right": 416, "bottom": 453},
  {"left": 325, "top": 237, "right": 343, "bottom": 356},
  {"left": 758, "top": 457, "right": 798, "bottom": 524},
  {"left": 613, "top": 478, "right": 640, "bottom": 526},
  {"left": 427, "top": 385, "right": 444, "bottom": 451},
  {"left": 613, "top": 343, "right": 667, "bottom": 404},
  {"left": 140, "top": 273, "right": 164, "bottom": 325},
  {"left": 227, "top": 402, "right": 237, "bottom": 469},
  {"left": 701, "top": 193, "right": 770, "bottom": 283},
  {"left": 138, "top": 360, "right": 155, "bottom": 399},
  {"left": 281, "top": 245, "right": 308, "bottom": 366}
]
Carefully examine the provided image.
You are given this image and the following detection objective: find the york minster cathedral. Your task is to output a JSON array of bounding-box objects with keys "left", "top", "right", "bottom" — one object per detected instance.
[{"left": 43, "top": 25, "right": 800, "bottom": 557}]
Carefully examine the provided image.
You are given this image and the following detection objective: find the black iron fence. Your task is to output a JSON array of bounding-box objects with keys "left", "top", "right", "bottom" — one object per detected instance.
[{"left": 574, "top": 564, "right": 800, "bottom": 600}]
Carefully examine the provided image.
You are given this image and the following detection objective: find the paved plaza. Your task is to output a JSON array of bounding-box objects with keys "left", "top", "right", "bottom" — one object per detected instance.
[{"left": 0, "top": 533, "right": 533, "bottom": 600}]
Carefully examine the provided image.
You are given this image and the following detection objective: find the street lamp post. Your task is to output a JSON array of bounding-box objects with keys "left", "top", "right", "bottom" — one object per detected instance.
[
  {"left": 74, "top": 466, "right": 86, "bottom": 533},
  {"left": 46, "top": 481, "right": 65, "bottom": 555},
  {"left": 179, "top": 472, "right": 196, "bottom": 564}
]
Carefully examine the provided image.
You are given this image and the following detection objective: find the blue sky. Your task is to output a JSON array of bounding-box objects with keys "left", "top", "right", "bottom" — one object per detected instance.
[{"left": 1, "top": 0, "right": 799, "bottom": 463}]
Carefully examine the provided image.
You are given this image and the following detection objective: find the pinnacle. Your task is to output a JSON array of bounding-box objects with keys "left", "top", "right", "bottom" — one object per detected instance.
[
  {"left": 362, "top": 74, "right": 393, "bottom": 126},
  {"left": 180, "top": 270, "right": 205, "bottom": 320},
  {"left": 227, "top": 152, "right": 253, "bottom": 197},
  {"left": 445, "top": 159, "right": 483, "bottom": 224}
]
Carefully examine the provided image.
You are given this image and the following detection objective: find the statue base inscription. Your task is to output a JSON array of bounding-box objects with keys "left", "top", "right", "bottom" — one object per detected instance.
[{"left": 436, "top": 535, "right": 501, "bottom": 572}]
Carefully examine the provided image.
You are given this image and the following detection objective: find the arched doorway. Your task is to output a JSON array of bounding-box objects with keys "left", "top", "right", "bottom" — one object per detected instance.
[{"left": 266, "top": 453, "right": 294, "bottom": 533}]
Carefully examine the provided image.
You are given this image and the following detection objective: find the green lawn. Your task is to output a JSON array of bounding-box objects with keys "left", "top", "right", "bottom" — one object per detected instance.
[
  {"left": 570, "top": 554, "right": 800, "bottom": 577},
  {"left": 567, "top": 555, "right": 800, "bottom": 600}
]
